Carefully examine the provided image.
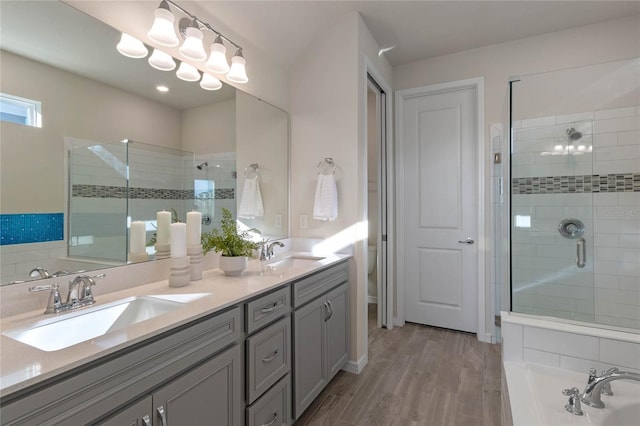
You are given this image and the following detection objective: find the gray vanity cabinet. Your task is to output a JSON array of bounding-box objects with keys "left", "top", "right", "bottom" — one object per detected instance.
[
  {"left": 292, "top": 261, "right": 349, "bottom": 420},
  {"left": 152, "top": 344, "right": 243, "bottom": 426}
]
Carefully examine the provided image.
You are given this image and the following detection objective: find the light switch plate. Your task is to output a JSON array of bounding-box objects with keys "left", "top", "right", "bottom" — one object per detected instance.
[{"left": 299, "top": 215, "right": 308, "bottom": 229}]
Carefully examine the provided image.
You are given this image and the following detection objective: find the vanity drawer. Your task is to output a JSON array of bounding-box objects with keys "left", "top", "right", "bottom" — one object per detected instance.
[
  {"left": 247, "top": 317, "right": 291, "bottom": 404},
  {"left": 247, "top": 375, "right": 290, "bottom": 426},
  {"left": 246, "top": 286, "right": 290, "bottom": 334},
  {"left": 292, "top": 261, "right": 348, "bottom": 308}
]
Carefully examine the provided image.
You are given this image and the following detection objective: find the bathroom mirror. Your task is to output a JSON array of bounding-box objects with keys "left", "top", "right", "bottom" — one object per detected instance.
[{"left": 0, "top": 0, "right": 289, "bottom": 285}]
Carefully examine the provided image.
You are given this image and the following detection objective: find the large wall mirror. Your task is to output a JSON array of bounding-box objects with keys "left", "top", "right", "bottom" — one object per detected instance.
[{"left": 0, "top": 0, "right": 289, "bottom": 286}]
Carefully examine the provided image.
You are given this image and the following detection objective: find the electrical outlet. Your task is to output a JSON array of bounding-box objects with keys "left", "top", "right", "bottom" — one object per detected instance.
[
  {"left": 299, "top": 214, "right": 308, "bottom": 229},
  {"left": 275, "top": 214, "right": 282, "bottom": 228}
]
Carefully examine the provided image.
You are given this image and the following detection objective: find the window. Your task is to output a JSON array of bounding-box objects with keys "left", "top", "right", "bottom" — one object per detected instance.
[{"left": 0, "top": 93, "right": 41, "bottom": 127}]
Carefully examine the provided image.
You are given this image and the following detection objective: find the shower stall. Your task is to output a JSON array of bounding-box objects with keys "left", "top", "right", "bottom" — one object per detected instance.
[{"left": 509, "top": 57, "right": 640, "bottom": 331}]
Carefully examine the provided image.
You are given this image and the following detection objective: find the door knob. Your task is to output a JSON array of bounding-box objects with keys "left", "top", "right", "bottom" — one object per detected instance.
[{"left": 458, "top": 238, "right": 475, "bottom": 244}]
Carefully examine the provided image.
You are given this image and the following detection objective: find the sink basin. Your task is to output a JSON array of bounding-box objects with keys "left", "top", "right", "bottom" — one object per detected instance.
[
  {"left": 3, "top": 294, "right": 208, "bottom": 352},
  {"left": 264, "top": 254, "right": 326, "bottom": 271}
]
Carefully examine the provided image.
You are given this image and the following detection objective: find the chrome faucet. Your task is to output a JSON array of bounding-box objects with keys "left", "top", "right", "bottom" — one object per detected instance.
[
  {"left": 29, "top": 274, "right": 105, "bottom": 314},
  {"left": 260, "top": 241, "right": 285, "bottom": 261},
  {"left": 581, "top": 367, "right": 640, "bottom": 408},
  {"left": 29, "top": 267, "right": 51, "bottom": 279}
]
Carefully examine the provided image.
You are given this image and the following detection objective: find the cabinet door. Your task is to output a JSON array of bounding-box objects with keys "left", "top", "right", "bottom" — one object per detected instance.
[
  {"left": 325, "top": 283, "right": 349, "bottom": 380},
  {"left": 152, "top": 344, "right": 242, "bottom": 426},
  {"left": 96, "top": 396, "right": 152, "bottom": 426},
  {"left": 292, "top": 296, "right": 327, "bottom": 420}
]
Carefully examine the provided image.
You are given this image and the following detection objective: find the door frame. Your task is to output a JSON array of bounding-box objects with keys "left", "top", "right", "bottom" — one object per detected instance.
[
  {"left": 363, "top": 57, "right": 394, "bottom": 331},
  {"left": 395, "top": 77, "right": 490, "bottom": 342}
]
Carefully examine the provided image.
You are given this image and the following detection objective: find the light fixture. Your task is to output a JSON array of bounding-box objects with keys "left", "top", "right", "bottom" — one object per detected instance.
[
  {"left": 147, "top": 0, "right": 179, "bottom": 47},
  {"left": 156, "top": 85, "right": 170, "bottom": 92},
  {"left": 148, "top": 49, "right": 176, "bottom": 71},
  {"left": 123, "top": 0, "right": 249, "bottom": 91},
  {"left": 176, "top": 62, "right": 201, "bottom": 82},
  {"left": 200, "top": 73, "right": 222, "bottom": 90},
  {"left": 179, "top": 18, "right": 207, "bottom": 61},
  {"left": 205, "top": 35, "right": 230, "bottom": 74},
  {"left": 117, "top": 33, "right": 148, "bottom": 58},
  {"left": 226, "top": 48, "right": 248, "bottom": 84}
]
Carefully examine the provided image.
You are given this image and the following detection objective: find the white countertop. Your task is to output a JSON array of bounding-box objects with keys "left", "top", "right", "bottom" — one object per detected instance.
[{"left": 0, "top": 254, "right": 350, "bottom": 397}]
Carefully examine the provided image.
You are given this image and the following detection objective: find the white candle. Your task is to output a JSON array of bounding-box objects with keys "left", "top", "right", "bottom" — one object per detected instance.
[
  {"left": 186, "top": 211, "right": 202, "bottom": 247},
  {"left": 170, "top": 222, "right": 187, "bottom": 258},
  {"left": 156, "top": 210, "right": 171, "bottom": 245},
  {"left": 130, "top": 221, "right": 146, "bottom": 254}
]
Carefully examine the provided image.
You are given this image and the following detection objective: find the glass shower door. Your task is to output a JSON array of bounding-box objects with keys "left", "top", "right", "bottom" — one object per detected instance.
[{"left": 510, "top": 58, "right": 640, "bottom": 330}]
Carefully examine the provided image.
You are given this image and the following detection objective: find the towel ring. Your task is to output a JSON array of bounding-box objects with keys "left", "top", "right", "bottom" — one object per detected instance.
[
  {"left": 317, "top": 158, "right": 336, "bottom": 175},
  {"left": 243, "top": 163, "right": 259, "bottom": 179}
]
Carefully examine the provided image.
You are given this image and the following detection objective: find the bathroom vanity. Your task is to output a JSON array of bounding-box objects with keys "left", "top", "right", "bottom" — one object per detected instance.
[{"left": 0, "top": 255, "right": 350, "bottom": 425}]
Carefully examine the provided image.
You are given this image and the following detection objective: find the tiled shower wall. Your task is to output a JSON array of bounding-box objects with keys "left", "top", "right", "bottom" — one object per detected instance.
[{"left": 511, "top": 106, "right": 640, "bottom": 329}]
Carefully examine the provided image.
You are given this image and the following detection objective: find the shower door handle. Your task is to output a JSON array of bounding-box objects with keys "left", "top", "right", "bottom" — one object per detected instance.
[
  {"left": 576, "top": 237, "right": 586, "bottom": 268},
  {"left": 458, "top": 238, "right": 475, "bottom": 244}
]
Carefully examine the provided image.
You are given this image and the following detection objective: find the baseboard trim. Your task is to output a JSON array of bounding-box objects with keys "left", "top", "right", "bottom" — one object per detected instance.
[{"left": 342, "top": 354, "right": 368, "bottom": 374}]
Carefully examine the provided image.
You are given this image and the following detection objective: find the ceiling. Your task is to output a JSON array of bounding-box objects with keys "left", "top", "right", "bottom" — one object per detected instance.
[{"left": 192, "top": 0, "right": 640, "bottom": 68}]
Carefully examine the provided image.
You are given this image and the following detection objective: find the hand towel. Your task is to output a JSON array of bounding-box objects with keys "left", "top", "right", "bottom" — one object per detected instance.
[
  {"left": 313, "top": 174, "right": 338, "bottom": 221},
  {"left": 238, "top": 176, "right": 264, "bottom": 219}
]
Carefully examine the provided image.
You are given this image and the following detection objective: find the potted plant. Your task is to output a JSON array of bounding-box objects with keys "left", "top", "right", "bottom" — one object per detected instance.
[{"left": 202, "top": 208, "right": 260, "bottom": 276}]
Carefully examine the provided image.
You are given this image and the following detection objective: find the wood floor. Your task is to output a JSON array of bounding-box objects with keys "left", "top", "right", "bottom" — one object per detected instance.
[{"left": 294, "top": 304, "right": 502, "bottom": 426}]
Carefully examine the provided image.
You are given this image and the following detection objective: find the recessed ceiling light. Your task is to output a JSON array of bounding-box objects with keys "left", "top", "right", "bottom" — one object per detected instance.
[{"left": 156, "top": 85, "right": 170, "bottom": 92}]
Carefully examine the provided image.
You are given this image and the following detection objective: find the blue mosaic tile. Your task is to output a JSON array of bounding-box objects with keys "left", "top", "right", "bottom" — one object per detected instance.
[{"left": 0, "top": 213, "right": 64, "bottom": 245}]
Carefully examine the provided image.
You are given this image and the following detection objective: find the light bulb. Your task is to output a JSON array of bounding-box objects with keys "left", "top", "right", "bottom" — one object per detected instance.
[
  {"left": 226, "top": 49, "right": 248, "bottom": 83},
  {"left": 205, "top": 35, "right": 230, "bottom": 74},
  {"left": 179, "top": 24, "right": 207, "bottom": 62},
  {"left": 176, "top": 62, "right": 201, "bottom": 82},
  {"left": 117, "top": 33, "right": 148, "bottom": 58},
  {"left": 200, "top": 73, "right": 222, "bottom": 90},
  {"left": 148, "top": 49, "right": 176, "bottom": 71},
  {"left": 147, "top": 1, "right": 179, "bottom": 47}
]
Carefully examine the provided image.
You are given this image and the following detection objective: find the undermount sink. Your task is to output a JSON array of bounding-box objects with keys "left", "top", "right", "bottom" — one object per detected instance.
[
  {"left": 3, "top": 294, "right": 209, "bottom": 352},
  {"left": 264, "top": 253, "right": 326, "bottom": 271}
]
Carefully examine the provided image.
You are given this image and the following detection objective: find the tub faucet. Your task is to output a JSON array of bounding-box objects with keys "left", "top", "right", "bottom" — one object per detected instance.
[{"left": 581, "top": 367, "right": 640, "bottom": 408}]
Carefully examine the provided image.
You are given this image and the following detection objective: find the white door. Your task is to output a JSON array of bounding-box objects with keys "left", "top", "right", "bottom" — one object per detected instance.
[{"left": 401, "top": 86, "right": 478, "bottom": 333}]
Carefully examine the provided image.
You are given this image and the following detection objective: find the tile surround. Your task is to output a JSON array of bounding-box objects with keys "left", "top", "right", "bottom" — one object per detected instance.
[
  {"left": 72, "top": 184, "right": 235, "bottom": 200},
  {"left": 0, "top": 213, "right": 64, "bottom": 246}
]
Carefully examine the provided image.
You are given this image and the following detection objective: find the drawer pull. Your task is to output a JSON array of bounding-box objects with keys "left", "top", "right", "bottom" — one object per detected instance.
[
  {"left": 142, "top": 414, "right": 151, "bottom": 426},
  {"left": 262, "top": 412, "right": 278, "bottom": 426},
  {"left": 261, "top": 301, "right": 280, "bottom": 313},
  {"left": 157, "top": 405, "right": 167, "bottom": 426},
  {"left": 262, "top": 349, "right": 279, "bottom": 363},
  {"left": 327, "top": 300, "right": 334, "bottom": 320}
]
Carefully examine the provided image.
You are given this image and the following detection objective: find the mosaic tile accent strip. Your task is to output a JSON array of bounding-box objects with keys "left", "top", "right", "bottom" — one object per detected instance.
[
  {"left": 0, "top": 213, "right": 64, "bottom": 245},
  {"left": 512, "top": 173, "right": 640, "bottom": 194},
  {"left": 72, "top": 185, "right": 234, "bottom": 200}
]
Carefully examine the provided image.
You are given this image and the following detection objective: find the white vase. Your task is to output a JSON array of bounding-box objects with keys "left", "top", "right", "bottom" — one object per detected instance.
[{"left": 218, "top": 255, "right": 248, "bottom": 276}]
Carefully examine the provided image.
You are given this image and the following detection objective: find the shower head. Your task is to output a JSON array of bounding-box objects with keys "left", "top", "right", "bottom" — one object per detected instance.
[
  {"left": 196, "top": 161, "right": 208, "bottom": 170},
  {"left": 566, "top": 127, "right": 582, "bottom": 142}
]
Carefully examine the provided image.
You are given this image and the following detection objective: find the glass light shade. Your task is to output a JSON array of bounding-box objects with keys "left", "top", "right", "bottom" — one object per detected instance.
[
  {"left": 147, "top": 7, "right": 179, "bottom": 47},
  {"left": 116, "top": 33, "right": 148, "bottom": 58},
  {"left": 148, "top": 49, "right": 176, "bottom": 71},
  {"left": 205, "top": 39, "right": 230, "bottom": 74},
  {"left": 227, "top": 54, "right": 248, "bottom": 83},
  {"left": 200, "top": 73, "right": 222, "bottom": 90},
  {"left": 176, "top": 62, "right": 200, "bottom": 82},
  {"left": 179, "top": 27, "right": 207, "bottom": 62}
]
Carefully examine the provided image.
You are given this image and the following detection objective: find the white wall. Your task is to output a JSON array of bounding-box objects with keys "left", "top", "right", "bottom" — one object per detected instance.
[
  {"left": 289, "top": 11, "right": 391, "bottom": 369},
  {"left": 181, "top": 99, "right": 236, "bottom": 155},
  {"left": 394, "top": 15, "right": 640, "bottom": 335}
]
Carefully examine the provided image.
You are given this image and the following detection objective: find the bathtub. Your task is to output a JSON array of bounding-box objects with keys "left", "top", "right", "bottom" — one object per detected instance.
[{"left": 504, "top": 362, "right": 640, "bottom": 425}]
